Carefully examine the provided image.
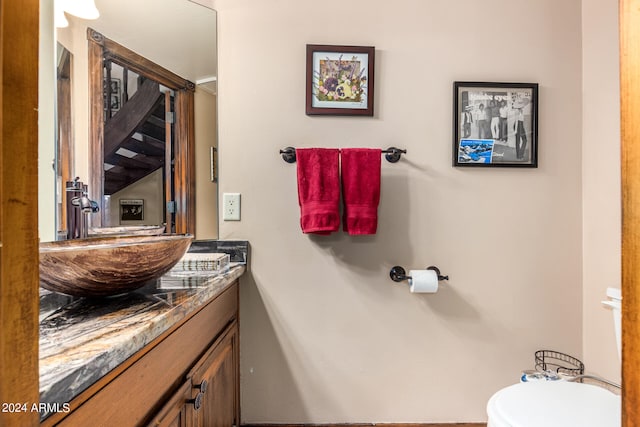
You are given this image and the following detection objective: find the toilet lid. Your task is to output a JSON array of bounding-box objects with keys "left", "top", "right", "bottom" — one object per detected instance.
[{"left": 487, "top": 381, "right": 620, "bottom": 427}]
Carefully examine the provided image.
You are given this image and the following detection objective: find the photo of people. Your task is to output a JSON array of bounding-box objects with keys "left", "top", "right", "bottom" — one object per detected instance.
[
  {"left": 103, "top": 78, "right": 122, "bottom": 112},
  {"left": 454, "top": 82, "right": 538, "bottom": 167},
  {"left": 120, "top": 199, "right": 144, "bottom": 222}
]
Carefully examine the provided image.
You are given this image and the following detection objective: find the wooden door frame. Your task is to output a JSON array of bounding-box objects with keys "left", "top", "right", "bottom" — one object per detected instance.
[
  {"left": 57, "top": 46, "right": 73, "bottom": 234},
  {"left": 87, "top": 28, "right": 196, "bottom": 234},
  {"left": 0, "top": 0, "right": 41, "bottom": 425},
  {"left": 620, "top": 1, "right": 640, "bottom": 425}
]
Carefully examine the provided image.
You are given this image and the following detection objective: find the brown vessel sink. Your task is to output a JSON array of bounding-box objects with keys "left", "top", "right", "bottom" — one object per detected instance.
[{"left": 40, "top": 234, "right": 193, "bottom": 297}]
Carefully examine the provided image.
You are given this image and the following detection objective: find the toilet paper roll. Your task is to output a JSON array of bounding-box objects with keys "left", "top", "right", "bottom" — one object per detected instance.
[{"left": 409, "top": 269, "right": 439, "bottom": 293}]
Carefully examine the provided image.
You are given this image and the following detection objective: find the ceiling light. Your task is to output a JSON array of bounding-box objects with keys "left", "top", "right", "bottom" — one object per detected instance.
[
  {"left": 54, "top": 0, "right": 69, "bottom": 28},
  {"left": 64, "top": 0, "right": 100, "bottom": 20}
]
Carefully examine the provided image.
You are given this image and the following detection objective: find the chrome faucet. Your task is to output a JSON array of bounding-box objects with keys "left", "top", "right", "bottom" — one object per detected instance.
[
  {"left": 72, "top": 194, "right": 99, "bottom": 214},
  {"left": 66, "top": 177, "right": 99, "bottom": 239}
]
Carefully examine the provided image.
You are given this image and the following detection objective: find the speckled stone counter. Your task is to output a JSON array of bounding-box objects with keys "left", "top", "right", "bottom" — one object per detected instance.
[{"left": 38, "top": 264, "right": 245, "bottom": 420}]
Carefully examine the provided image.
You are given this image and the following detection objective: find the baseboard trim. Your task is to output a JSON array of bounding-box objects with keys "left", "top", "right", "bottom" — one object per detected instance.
[{"left": 242, "top": 424, "right": 487, "bottom": 427}]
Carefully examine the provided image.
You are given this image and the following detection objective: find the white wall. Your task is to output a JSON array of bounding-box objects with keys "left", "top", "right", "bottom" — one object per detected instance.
[
  {"left": 38, "top": 0, "right": 57, "bottom": 242},
  {"left": 215, "top": 0, "right": 584, "bottom": 423},
  {"left": 56, "top": 19, "right": 90, "bottom": 184},
  {"left": 581, "top": 0, "right": 621, "bottom": 383}
]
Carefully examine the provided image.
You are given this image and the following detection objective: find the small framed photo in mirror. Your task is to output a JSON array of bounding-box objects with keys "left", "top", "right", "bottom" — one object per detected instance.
[
  {"left": 453, "top": 81, "right": 538, "bottom": 167},
  {"left": 104, "top": 77, "right": 122, "bottom": 112},
  {"left": 306, "top": 44, "right": 375, "bottom": 116},
  {"left": 120, "top": 199, "right": 144, "bottom": 222}
]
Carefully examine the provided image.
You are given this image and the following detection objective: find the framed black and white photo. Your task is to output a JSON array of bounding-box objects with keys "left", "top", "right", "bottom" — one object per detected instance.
[
  {"left": 120, "top": 199, "right": 144, "bottom": 222},
  {"left": 104, "top": 77, "right": 122, "bottom": 112},
  {"left": 453, "top": 82, "right": 538, "bottom": 167}
]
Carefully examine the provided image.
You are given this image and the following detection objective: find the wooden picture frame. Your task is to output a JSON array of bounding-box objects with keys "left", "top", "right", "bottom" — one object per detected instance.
[
  {"left": 306, "top": 44, "right": 375, "bottom": 116},
  {"left": 453, "top": 81, "right": 538, "bottom": 167}
]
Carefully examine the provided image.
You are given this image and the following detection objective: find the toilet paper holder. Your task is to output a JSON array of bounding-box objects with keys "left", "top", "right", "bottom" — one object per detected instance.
[{"left": 389, "top": 265, "right": 449, "bottom": 282}]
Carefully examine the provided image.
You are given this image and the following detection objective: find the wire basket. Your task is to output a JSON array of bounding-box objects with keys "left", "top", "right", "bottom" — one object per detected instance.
[{"left": 535, "top": 350, "right": 584, "bottom": 376}]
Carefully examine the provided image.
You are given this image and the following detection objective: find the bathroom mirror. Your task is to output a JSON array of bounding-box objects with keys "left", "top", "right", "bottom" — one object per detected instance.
[{"left": 48, "top": 0, "right": 218, "bottom": 240}]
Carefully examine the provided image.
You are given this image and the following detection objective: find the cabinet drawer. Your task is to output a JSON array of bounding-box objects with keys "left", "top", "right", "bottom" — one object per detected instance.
[{"left": 55, "top": 282, "right": 238, "bottom": 427}]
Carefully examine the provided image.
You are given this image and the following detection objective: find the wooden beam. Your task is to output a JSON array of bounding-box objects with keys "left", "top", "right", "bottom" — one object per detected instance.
[
  {"left": 57, "top": 49, "right": 73, "bottom": 234},
  {"left": 88, "top": 34, "right": 105, "bottom": 227},
  {"left": 173, "top": 90, "right": 196, "bottom": 235},
  {"left": 620, "top": 1, "right": 640, "bottom": 426},
  {"left": 0, "top": 0, "right": 40, "bottom": 425},
  {"left": 88, "top": 28, "right": 195, "bottom": 92},
  {"left": 164, "top": 90, "right": 172, "bottom": 232}
]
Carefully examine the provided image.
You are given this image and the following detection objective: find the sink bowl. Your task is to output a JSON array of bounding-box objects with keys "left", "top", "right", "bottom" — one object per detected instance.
[
  {"left": 88, "top": 225, "right": 166, "bottom": 236},
  {"left": 40, "top": 234, "right": 193, "bottom": 297}
]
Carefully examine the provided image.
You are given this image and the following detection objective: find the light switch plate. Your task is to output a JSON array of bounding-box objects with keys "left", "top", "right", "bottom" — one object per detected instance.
[{"left": 223, "top": 193, "right": 241, "bottom": 221}]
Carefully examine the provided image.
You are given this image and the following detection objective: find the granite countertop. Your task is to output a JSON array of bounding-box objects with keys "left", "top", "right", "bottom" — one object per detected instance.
[{"left": 38, "top": 263, "right": 245, "bottom": 419}]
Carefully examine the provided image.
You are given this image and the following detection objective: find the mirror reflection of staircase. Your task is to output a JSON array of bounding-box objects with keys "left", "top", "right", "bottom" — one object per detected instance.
[
  {"left": 89, "top": 27, "right": 197, "bottom": 233},
  {"left": 103, "top": 67, "right": 174, "bottom": 196}
]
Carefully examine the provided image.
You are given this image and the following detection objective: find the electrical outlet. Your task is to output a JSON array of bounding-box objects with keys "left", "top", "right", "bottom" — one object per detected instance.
[{"left": 223, "top": 193, "right": 241, "bottom": 221}]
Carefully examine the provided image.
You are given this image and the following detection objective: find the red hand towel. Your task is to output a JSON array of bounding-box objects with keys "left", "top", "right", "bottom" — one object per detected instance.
[
  {"left": 341, "top": 148, "right": 382, "bottom": 235},
  {"left": 296, "top": 148, "right": 341, "bottom": 234}
]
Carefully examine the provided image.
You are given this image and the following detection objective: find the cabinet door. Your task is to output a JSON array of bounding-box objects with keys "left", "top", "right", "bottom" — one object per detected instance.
[
  {"left": 190, "top": 322, "right": 239, "bottom": 427},
  {"left": 147, "top": 380, "right": 192, "bottom": 427}
]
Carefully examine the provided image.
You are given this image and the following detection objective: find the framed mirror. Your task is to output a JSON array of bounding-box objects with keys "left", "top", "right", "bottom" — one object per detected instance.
[
  {"left": 50, "top": 0, "right": 218, "bottom": 240},
  {"left": 87, "top": 28, "right": 196, "bottom": 234}
]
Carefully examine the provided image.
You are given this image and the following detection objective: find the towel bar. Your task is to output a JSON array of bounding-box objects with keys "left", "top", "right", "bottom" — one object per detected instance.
[{"left": 279, "top": 147, "right": 407, "bottom": 164}]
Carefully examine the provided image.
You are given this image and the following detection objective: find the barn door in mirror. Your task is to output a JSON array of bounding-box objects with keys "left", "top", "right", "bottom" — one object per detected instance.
[{"left": 88, "top": 28, "right": 195, "bottom": 234}]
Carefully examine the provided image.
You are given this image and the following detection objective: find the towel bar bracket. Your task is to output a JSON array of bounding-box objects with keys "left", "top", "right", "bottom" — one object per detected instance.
[
  {"left": 280, "top": 146, "right": 296, "bottom": 163},
  {"left": 384, "top": 147, "right": 407, "bottom": 163}
]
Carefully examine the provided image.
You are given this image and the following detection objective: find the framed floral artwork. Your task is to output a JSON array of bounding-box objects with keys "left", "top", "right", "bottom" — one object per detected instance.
[
  {"left": 453, "top": 81, "right": 539, "bottom": 167},
  {"left": 306, "top": 44, "right": 375, "bottom": 116}
]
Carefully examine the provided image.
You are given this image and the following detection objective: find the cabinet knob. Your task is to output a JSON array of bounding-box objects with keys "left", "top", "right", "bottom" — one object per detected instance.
[
  {"left": 188, "top": 392, "right": 204, "bottom": 410},
  {"left": 194, "top": 379, "right": 208, "bottom": 394}
]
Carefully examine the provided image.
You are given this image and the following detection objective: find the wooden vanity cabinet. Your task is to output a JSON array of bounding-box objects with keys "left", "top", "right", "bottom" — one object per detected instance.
[
  {"left": 149, "top": 322, "right": 239, "bottom": 427},
  {"left": 148, "top": 381, "right": 193, "bottom": 427},
  {"left": 189, "top": 323, "right": 239, "bottom": 427},
  {"left": 46, "top": 281, "right": 240, "bottom": 427}
]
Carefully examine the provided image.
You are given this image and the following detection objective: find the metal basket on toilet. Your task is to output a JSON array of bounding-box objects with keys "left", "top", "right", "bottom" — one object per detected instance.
[
  {"left": 534, "top": 350, "right": 584, "bottom": 377},
  {"left": 522, "top": 288, "right": 622, "bottom": 386},
  {"left": 520, "top": 350, "right": 584, "bottom": 382}
]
